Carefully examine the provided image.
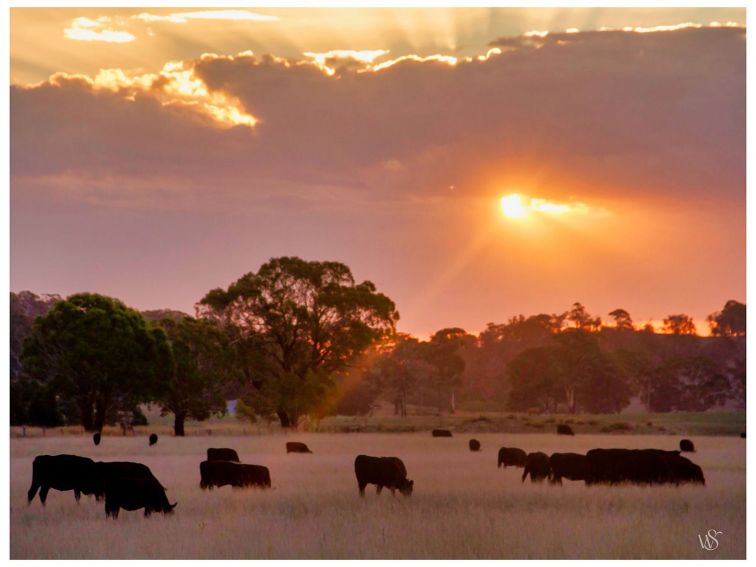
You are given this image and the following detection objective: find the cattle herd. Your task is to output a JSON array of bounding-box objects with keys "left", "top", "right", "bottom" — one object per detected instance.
[
  {"left": 26, "top": 433, "right": 706, "bottom": 519},
  {"left": 499, "top": 441, "right": 705, "bottom": 485}
]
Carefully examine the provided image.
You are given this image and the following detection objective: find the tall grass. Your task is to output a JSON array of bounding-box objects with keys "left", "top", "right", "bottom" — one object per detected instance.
[{"left": 10, "top": 433, "right": 745, "bottom": 559}]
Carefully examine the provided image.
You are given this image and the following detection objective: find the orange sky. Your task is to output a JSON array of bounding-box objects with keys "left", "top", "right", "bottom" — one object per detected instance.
[{"left": 10, "top": 8, "right": 746, "bottom": 337}]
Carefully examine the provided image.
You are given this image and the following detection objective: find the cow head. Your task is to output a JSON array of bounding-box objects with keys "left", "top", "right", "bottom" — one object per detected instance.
[{"left": 399, "top": 479, "right": 414, "bottom": 496}]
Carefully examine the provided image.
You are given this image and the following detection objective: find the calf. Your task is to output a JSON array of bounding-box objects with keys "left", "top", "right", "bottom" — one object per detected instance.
[
  {"left": 498, "top": 447, "right": 527, "bottom": 468},
  {"left": 469, "top": 439, "right": 481, "bottom": 452}
]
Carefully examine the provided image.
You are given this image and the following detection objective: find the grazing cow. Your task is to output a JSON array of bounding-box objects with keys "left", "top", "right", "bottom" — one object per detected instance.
[
  {"left": 199, "top": 460, "right": 271, "bottom": 489},
  {"left": 549, "top": 453, "right": 588, "bottom": 484},
  {"left": 679, "top": 439, "right": 695, "bottom": 453},
  {"left": 93, "top": 432, "right": 101, "bottom": 446},
  {"left": 104, "top": 477, "right": 176, "bottom": 518},
  {"left": 207, "top": 448, "right": 240, "bottom": 462},
  {"left": 286, "top": 442, "right": 312, "bottom": 454},
  {"left": 556, "top": 424, "right": 575, "bottom": 436},
  {"left": 585, "top": 448, "right": 704, "bottom": 485},
  {"left": 149, "top": 434, "right": 158, "bottom": 446},
  {"left": 469, "top": 439, "right": 481, "bottom": 452},
  {"left": 28, "top": 454, "right": 100, "bottom": 505},
  {"left": 522, "top": 452, "right": 551, "bottom": 483},
  {"left": 354, "top": 455, "right": 413, "bottom": 496},
  {"left": 432, "top": 429, "right": 452, "bottom": 437},
  {"left": 497, "top": 447, "right": 527, "bottom": 468}
]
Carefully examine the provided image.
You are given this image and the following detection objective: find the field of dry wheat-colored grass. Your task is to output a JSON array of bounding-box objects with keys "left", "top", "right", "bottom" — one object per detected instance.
[{"left": 10, "top": 432, "right": 745, "bottom": 559}]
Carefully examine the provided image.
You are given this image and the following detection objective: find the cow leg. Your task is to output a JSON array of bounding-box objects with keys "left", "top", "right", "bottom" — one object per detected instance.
[
  {"left": 521, "top": 467, "right": 528, "bottom": 483},
  {"left": 390, "top": 488, "right": 396, "bottom": 496},
  {"left": 39, "top": 485, "right": 50, "bottom": 505},
  {"left": 106, "top": 504, "right": 119, "bottom": 519},
  {"left": 27, "top": 480, "right": 40, "bottom": 504},
  {"left": 358, "top": 482, "right": 367, "bottom": 497},
  {"left": 74, "top": 489, "right": 81, "bottom": 502},
  {"left": 144, "top": 509, "right": 152, "bottom": 517},
  {"left": 376, "top": 485, "right": 383, "bottom": 495}
]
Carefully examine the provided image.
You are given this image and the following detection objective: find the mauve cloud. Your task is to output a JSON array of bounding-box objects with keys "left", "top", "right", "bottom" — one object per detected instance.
[{"left": 11, "top": 26, "right": 745, "bottom": 214}]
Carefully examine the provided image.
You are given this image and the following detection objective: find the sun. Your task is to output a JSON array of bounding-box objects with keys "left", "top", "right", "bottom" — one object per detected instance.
[{"left": 500, "top": 194, "right": 528, "bottom": 219}]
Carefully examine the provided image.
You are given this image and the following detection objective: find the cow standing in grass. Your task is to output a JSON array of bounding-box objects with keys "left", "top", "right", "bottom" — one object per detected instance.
[
  {"left": 354, "top": 455, "right": 413, "bottom": 496},
  {"left": 28, "top": 454, "right": 101, "bottom": 505},
  {"left": 104, "top": 477, "right": 176, "bottom": 518}
]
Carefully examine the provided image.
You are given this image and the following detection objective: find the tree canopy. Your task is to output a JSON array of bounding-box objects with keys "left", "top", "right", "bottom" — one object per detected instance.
[
  {"left": 20, "top": 293, "right": 169, "bottom": 431},
  {"left": 153, "top": 316, "right": 234, "bottom": 435},
  {"left": 197, "top": 257, "right": 398, "bottom": 427}
]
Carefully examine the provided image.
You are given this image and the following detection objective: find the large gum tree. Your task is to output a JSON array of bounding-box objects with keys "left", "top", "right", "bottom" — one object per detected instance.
[
  {"left": 20, "top": 293, "right": 170, "bottom": 432},
  {"left": 198, "top": 256, "right": 398, "bottom": 428}
]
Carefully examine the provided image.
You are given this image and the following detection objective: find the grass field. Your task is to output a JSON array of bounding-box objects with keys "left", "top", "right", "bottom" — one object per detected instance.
[
  {"left": 10, "top": 409, "right": 747, "bottom": 438},
  {"left": 10, "top": 431, "right": 745, "bottom": 559}
]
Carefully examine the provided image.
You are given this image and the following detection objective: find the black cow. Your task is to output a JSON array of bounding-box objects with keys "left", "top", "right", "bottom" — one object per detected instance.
[
  {"left": 28, "top": 454, "right": 100, "bottom": 505},
  {"left": 585, "top": 448, "right": 704, "bottom": 485},
  {"left": 149, "top": 434, "right": 158, "bottom": 446},
  {"left": 469, "top": 439, "right": 481, "bottom": 452},
  {"left": 104, "top": 477, "right": 176, "bottom": 518},
  {"left": 497, "top": 447, "right": 527, "bottom": 468},
  {"left": 549, "top": 452, "right": 588, "bottom": 484},
  {"left": 556, "top": 424, "right": 575, "bottom": 436},
  {"left": 199, "top": 460, "right": 271, "bottom": 489},
  {"left": 93, "top": 432, "right": 101, "bottom": 446},
  {"left": 432, "top": 429, "right": 452, "bottom": 437},
  {"left": 354, "top": 455, "right": 413, "bottom": 496},
  {"left": 95, "top": 461, "right": 163, "bottom": 491},
  {"left": 207, "top": 448, "right": 240, "bottom": 462},
  {"left": 286, "top": 442, "right": 312, "bottom": 453},
  {"left": 522, "top": 452, "right": 551, "bottom": 483},
  {"left": 679, "top": 439, "right": 695, "bottom": 452}
]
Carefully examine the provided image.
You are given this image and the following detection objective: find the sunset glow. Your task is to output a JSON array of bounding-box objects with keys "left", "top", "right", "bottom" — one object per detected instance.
[{"left": 9, "top": 7, "right": 745, "bottom": 340}]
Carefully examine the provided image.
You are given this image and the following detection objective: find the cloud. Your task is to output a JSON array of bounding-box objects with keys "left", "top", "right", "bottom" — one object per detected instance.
[
  {"left": 12, "top": 26, "right": 745, "bottom": 213},
  {"left": 63, "top": 16, "right": 135, "bottom": 43},
  {"left": 132, "top": 10, "right": 278, "bottom": 24}
]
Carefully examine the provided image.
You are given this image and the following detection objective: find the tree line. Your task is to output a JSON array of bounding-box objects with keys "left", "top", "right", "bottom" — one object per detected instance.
[{"left": 10, "top": 258, "right": 746, "bottom": 434}]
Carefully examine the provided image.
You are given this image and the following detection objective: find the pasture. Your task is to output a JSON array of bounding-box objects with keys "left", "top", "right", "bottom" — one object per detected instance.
[{"left": 10, "top": 432, "right": 745, "bottom": 559}]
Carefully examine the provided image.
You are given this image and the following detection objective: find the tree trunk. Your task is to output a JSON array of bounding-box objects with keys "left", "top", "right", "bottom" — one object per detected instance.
[
  {"left": 277, "top": 409, "right": 292, "bottom": 428},
  {"left": 93, "top": 409, "right": 106, "bottom": 433},
  {"left": 174, "top": 412, "right": 186, "bottom": 436},
  {"left": 79, "top": 401, "right": 94, "bottom": 431},
  {"left": 450, "top": 390, "right": 456, "bottom": 414}
]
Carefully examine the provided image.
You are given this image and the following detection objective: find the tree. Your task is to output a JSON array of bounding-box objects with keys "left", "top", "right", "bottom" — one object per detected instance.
[
  {"left": 608, "top": 308, "right": 634, "bottom": 331},
  {"left": 707, "top": 300, "right": 746, "bottom": 337},
  {"left": 567, "top": 302, "right": 601, "bottom": 332},
  {"left": 20, "top": 293, "right": 170, "bottom": 431},
  {"left": 153, "top": 317, "right": 233, "bottom": 436},
  {"left": 197, "top": 257, "right": 398, "bottom": 428},
  {"left": 662, "top": 314, "right": 697, "bottom": 336},
  {"left": 507, "top": 346, "right": 564, "bottom": 412},
  {"left": 426, "top": 328, "right": 475, "bottom": 414},
  {"left": 370, "top": 334, "right": 430, "bottom": 417},
  {"left": 507, "top": 330, "right": 629, "bottom": 414},
  {"left": 648, "top": 356, "right": 730, "bottom": 411}
]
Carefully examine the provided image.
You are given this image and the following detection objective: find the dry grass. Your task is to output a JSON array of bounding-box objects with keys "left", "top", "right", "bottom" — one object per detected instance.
[{"left": 10, "top": 433, "right": 745, "bottom": 559}]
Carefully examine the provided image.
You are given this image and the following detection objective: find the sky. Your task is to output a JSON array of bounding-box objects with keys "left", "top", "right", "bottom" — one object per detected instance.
[{"left": 9, "top": 7, "right": 746, "bottom": 338}]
